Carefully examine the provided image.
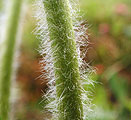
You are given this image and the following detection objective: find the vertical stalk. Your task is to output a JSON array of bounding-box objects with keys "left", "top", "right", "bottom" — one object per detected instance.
[
  {"left": 43, "top": 0, "right": 83, "bottom": 119},
  {"left": 0, "top": 0, "right": 23, "bottom": 120},
  {"left": 0, "top": 0, "right": 2, "bottom": 11}
]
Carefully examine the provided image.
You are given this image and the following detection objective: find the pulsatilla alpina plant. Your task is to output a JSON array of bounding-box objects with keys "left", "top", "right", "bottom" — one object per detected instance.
[{"left": 35, "top": 0, "right": 93, "bottom": 119}]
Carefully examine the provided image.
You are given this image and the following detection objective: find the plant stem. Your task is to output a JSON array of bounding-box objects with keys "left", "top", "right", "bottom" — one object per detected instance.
[
  {"left": 43, "top": 0, "right": 83, "bottom": 119},
  {"left": 0, "top": 0, "right": 23, "bottom": 119}
]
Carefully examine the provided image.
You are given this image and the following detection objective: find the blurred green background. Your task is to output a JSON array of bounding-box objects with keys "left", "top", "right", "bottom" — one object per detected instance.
[{"left": 0, "top": 0, "right": 131, "bottom": 119}]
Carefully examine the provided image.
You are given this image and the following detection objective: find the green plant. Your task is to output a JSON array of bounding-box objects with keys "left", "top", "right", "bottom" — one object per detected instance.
[
  {"left": 0, "top": 0, "right": 2, "bottom": 11},
  {"left": 0, "top": 0, "right": 23, "bottom": 119},
  {"left": 43, "top": 0, "right": 83, "bottom": 120},
  {"left": 35, "top": 0, "right": 92, "bottom": 120}
]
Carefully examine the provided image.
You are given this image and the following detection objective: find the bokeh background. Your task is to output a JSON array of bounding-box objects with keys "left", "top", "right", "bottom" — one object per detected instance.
[{"left": 0, "top": 0, "right": 131, "bottom": 119}]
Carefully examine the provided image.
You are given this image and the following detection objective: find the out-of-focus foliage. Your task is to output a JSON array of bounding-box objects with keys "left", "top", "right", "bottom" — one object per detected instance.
[
  {"left": 80, "top": 0, "right": 131, "bottom": 119},
  {"left": 0, "top": 0, "right": 2, "bottom": 11}
]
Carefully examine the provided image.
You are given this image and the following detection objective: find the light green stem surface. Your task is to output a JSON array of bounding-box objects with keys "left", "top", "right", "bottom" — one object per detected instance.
[
  {"left": 0, "top": 0, "right": 23, "bottom": 120},
  {"left": 43, "top": 0, "right": 83, "bottom": 120}
]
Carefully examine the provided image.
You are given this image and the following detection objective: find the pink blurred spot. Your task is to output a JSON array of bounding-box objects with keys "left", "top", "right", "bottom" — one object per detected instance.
[
  {"left": 115, "top": 3, "right": 128, "bottom": 15},
  {"left": 99, "top": 23, "right": 110, "bottom": 34}
]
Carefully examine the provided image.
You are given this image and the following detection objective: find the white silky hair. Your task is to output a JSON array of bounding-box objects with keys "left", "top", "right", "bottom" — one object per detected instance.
[{"left": 34, "top": 0, "right": 94, "bottom": 119}]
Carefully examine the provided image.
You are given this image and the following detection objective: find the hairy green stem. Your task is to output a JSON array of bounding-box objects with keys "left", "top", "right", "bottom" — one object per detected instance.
[
  {"left": 43, "top": 0, "right": 83, "bottom": 119},
  {"left": 0, "top": 0, "right": 23, "bottom": 119}
]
